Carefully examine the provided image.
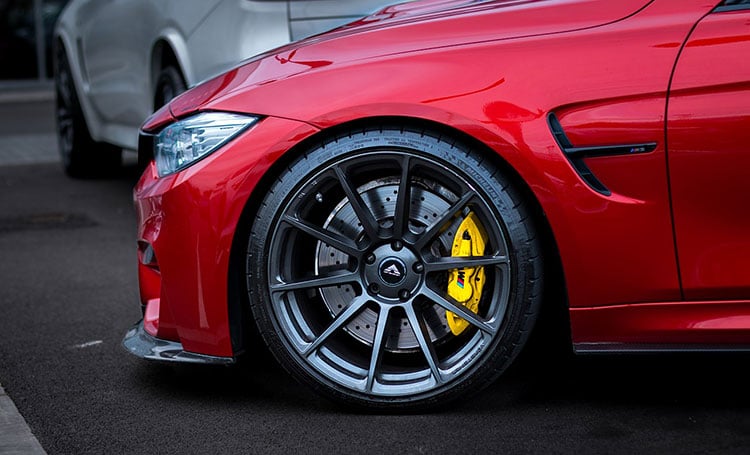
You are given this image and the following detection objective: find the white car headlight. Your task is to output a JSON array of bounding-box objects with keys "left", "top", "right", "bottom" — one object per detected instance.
[{"left": 154, "top": 112, "right": 259, "bottom": 177}]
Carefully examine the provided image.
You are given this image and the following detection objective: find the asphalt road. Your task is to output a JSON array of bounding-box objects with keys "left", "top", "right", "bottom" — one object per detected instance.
[{"left": 1, "top": 100, "right": 749, "bottom": 454}]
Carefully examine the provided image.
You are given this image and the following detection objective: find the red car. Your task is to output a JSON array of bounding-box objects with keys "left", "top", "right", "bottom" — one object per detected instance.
[{"left": 123, "top": 0, "right": 750, "bottom": 410}]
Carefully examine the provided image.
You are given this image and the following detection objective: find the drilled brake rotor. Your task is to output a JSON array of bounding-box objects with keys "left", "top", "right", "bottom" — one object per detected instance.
[{"left": 315, "top": 177, "right": 460, "bottom": 352}]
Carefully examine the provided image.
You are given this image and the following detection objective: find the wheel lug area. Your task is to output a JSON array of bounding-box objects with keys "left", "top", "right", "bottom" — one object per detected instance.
[{"left": 362, "top": 243, "right": 422, "bottom": 302}]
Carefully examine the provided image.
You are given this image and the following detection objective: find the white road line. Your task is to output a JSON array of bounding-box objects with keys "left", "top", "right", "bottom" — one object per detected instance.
[{"left": 72, "top": 340, "right": 104, "bottom": 349}]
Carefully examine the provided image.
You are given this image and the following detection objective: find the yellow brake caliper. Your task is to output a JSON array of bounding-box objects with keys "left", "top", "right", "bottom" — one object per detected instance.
[{"left": 446, "top": 212, "right": 488, "bottom": 335}]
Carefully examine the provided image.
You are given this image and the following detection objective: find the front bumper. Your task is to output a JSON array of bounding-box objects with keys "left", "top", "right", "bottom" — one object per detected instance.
[
  {"left": 122, "top": 320, "right": 235, "bottom": 365},
  {"left": 132, "top": 115, "right": 319, "bottom": 359}
]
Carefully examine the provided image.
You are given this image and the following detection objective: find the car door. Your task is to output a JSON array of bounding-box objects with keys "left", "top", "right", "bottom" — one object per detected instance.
[
  {"left": 79, "top": 0, "right": 159, "bottom": 128},
  {"left": 667, "top": 0, "right": 750, "bottom": 300}
]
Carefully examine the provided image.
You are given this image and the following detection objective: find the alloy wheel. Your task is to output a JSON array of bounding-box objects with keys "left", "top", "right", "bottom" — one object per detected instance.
[{"left": 265, "top": 150, "right": 513, "bottom": 396}]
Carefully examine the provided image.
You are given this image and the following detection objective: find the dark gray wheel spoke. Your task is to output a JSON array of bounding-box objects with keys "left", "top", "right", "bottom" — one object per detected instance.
[
  {"left": 56, "top": 54, "right": 74, "bottom": 107},
  {"left": 57, "top": 86, "right": 71, "bottom": 107},
  {"left": 404, "top": 304, "right": 443, "bottom": 385},
  {"left": 333, "top": 165, "right": 381, "bottom": 242},
  {"left": 270, "top": 270, "right": 359, "bottom": 293},
  {"left": 57, "top": 106, "right": 73, "bottom": 126},
  {"left": 423, "top": 255, "right": 508, "bottom": 272},
  {"left": 301, "top": 295, "right": 369, "bottom": 356},
  {"left": 414, "top": 191, "right": 476, "bottom": 250},
  {"left": 60, "top": 89, "right": 72, "bottom": 108},
  {"left": 421, "top": 286, "right": 496, "bottom": 335},
  {"left": 282, "top": 214, "right": 362, "bottom": 258},
  {"left": 57, "top": 114, "right": 73, "bottom": 129},
  {"left": 366, "top": 305, "right": 392, "bottom": 392},
  {"left": 392, "top": 155, "right": 412, "bottom": 238}
]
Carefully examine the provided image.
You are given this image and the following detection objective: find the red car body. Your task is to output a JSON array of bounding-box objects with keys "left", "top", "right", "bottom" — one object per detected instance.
[{"left": 126, "top": 0, "right": 750, "bottom": 399}]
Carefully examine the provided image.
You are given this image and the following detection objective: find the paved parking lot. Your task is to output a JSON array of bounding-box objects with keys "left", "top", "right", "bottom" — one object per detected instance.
[{"left": 0, "top": 95, "right": 749, "bottom": 454}]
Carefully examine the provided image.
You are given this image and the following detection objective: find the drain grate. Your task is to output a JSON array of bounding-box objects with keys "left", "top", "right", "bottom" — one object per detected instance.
[{"left": 0, "top": 212, "right": 97, "bottom": 233}]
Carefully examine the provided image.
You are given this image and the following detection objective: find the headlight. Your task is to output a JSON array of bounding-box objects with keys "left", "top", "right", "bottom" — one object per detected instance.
[{"left": 154, "top": 112, "right": 259, "bottom": 177}]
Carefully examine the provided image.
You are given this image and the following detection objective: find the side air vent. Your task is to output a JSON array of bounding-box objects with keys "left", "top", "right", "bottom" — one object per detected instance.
[{"left": 547, "top": 113, "right": 657, "bottom": 196}]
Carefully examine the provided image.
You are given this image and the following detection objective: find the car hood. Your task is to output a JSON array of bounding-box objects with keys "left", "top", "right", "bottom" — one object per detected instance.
[
  {"left": 326, "top": 0, "right": 650, "bottom": 41},
  {"left": 168, "top": 0, "right": 653, "bottom": 120}
]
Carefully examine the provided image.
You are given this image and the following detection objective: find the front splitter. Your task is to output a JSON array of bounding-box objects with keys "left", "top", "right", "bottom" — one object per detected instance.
[{"left": 122, "top": 320, "right": 235, "bottom": 365}]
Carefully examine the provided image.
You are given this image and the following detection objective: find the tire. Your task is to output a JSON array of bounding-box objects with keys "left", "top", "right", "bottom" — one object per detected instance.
[
  {"left": 54, "top": 43, "right": 122, "bottom": 179},
  {"left": 153, "top": 66, "right": 186, "bottom": 110},
  {"left": 247, "top": 125, "right": 543, "bottom": 411}
]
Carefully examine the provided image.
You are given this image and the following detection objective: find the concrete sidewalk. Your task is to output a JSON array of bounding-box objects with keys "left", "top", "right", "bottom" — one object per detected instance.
[
  {"left": 0, "top": 83, "right": 53, "bottom": 105},
  {"left": 0, "top": 89, "right": 59, "bottom": 167},
  {"left": 0, "top": 90, "right": 53, "bottom": 105},
  {"left": 0, "top": 383, "right": 46, "bottom": 454}
]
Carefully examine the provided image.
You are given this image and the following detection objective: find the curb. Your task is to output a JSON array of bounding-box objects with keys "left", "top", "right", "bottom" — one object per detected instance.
[
  {"left": 0, "top": 90, "right": 54, "bottom": 104},
  {"left": 0, "top": 383, "right": 47, "bottom": 455}
]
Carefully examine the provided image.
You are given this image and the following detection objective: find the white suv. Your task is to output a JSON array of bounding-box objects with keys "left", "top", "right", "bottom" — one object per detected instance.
[{"left": 54, "top": 0, "right": 402, "bottom": 177}]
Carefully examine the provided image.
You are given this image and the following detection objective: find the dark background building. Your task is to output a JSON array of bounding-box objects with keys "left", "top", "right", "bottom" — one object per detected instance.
[{"left": 0, "top": 0, "right": 69, "bottom": 82}]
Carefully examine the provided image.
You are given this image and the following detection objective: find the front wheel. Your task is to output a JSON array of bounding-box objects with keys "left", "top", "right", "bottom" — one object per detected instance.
[{"left": 248, "top": 126, "right": 543, "bottom": 410}]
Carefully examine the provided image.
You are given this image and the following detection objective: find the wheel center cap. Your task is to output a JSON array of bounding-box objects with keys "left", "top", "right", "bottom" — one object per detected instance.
[
  {"left": 379, "top": 258, "right": 407, "bottom": 285},
  {"left": 363, "top": 243, "right": 423, "bottom": 300}
]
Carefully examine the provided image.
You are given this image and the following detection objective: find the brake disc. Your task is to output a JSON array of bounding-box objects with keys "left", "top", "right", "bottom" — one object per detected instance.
[{"left": 315, "top": 177, "right": 457, "bottom": 352}]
